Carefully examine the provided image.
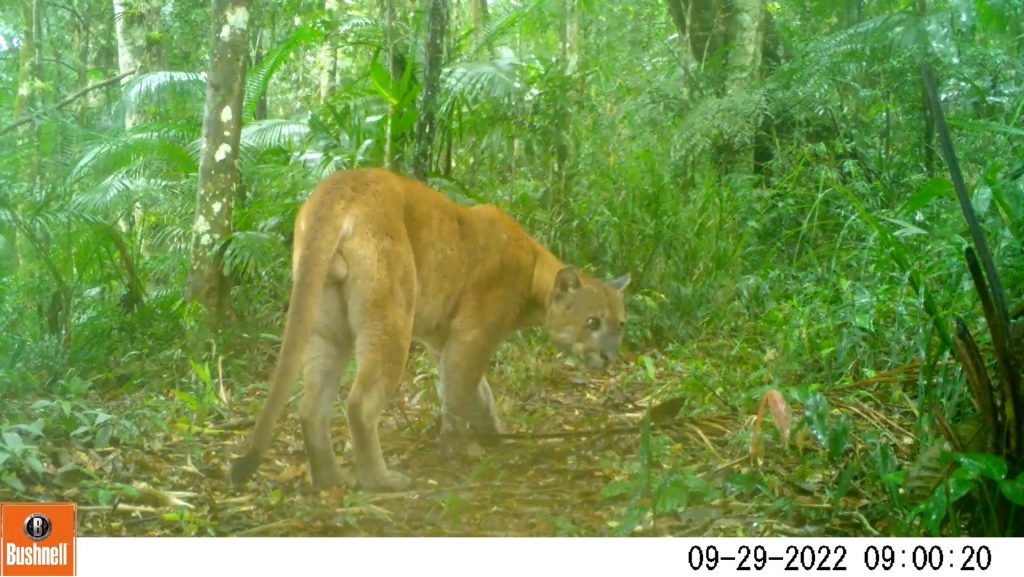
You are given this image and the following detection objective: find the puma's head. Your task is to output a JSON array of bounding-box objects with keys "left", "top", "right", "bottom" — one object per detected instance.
[{"left": 545, "top": 266, "right": 630, "bottom": 370}]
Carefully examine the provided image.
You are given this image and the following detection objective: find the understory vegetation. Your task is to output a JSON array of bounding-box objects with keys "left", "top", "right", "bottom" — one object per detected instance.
[{"left": 1, "top": 0, "right": 1022, "bottom": 536}]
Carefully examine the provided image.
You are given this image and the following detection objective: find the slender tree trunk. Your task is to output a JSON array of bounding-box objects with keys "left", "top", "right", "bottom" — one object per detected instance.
[
  {"left": 470, "top": 0, "right": 489, "bottom": 49},
  {"left": 382, "top": 0, "right": 394, "bottom": 168},
  {"left": 318, "top": 0, "right": 341, "bottom": 103},
  {"left": 0, "top": 2, "right": 29, "bottom": 274},
  {"left": 13, "top": 0, "right": 43, "bottom": 173},
  {"left": 562, "top": 0, "right": 579, "bottom": 64},
  {"left": 13, "top": 1, "right": 37, "bottom": 121},
  {"left": 187, "top": 0, "right": 251, "bottom": 328},
  {"left": 413, "top": 0, "right": 448, "bottom": 180},
  {"left": 73, "top": 2, "right": 91, "bottom": 125},
  {"left": 917, "top": 0, "right": 935, "bottom": 173},
  {"left": 112, "top": 0, "right": 163, "bottom": 128},
  {"left": 725, "top": 0, "right": 764, "bottom": 95},
  {"left": 723, "top": 0, "right": 764, "bottom": 174}
]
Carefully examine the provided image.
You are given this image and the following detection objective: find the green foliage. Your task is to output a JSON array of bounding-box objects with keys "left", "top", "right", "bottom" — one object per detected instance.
[
  {"left": 0, "top": 0, "right": 1022, "bottom": 536},
  {"left": 602, "top": 418, "right": 722, "bottom": 535},
  {"left": 911, "top": 452, "right": 1023, "bottom": 536}
]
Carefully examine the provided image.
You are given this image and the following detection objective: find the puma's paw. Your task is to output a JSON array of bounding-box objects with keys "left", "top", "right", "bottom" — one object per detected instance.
[
  {"left": 311, "top": 467, "right": 355, "bottom": 491},
  {"left": 359, "top": 469, "right": 412, "bottom": 492},
  {"left": 230, "top": 450, "right": 261, "bottom": 487}
]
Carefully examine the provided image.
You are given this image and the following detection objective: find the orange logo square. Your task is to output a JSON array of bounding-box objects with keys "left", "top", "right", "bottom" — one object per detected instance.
[{"left": 1, "top": 502, "right": 77, "bottom": 576}]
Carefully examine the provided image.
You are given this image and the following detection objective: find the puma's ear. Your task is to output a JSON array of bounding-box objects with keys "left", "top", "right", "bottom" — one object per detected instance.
[
  {"left": 553, "top": 266, "right": 582, "bottom": 300},
  {"left": 608, "top": 273, "right": 631, "bottom": 293}
]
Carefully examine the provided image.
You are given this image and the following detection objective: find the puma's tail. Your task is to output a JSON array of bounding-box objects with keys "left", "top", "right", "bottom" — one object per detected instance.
[{"left": 230, "top": 186, "right": 353, "bottom": 486}]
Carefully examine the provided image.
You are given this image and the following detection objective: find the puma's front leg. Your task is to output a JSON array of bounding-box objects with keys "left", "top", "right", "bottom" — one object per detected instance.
[{"left": 437, "top": 339, "right": 503, "bottom": 452}]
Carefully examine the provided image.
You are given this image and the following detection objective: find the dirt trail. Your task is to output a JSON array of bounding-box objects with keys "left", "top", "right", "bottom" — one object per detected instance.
[{"left": 32, "top": 353, "right": 914, "bottom": 536}]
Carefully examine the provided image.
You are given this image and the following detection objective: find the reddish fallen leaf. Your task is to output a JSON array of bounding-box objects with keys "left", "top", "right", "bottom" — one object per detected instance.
[{"left": 749, "top": 388, "right": 793, "bottom": 464}]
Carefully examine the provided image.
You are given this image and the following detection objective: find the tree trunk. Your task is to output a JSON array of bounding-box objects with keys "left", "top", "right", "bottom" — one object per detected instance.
[
  {"left": 382, "top": 0, "right": 394, "bottom": 168},
  {"left": 13, "top": 0, "right": 40, "bottom": 121},
  {"left": 318, "top": 0, "right": 341, "bottom": 103},
  {"left": 12, "top": 0, "right": 42, "bottom": 168},
  {"left": 725, "top": 0, "right": 764, "bottom": 95},
  {"left": 561, "top": 0, "right": 579, "bottom": 64},
  {"left": 724, "top": 0, "right": 764, "bottom": 174},
  {"left": 187, "top": 0, "right": 251, "bottom": 328},
  {"left": 413, "top": 0, "right": 448, "bottom": 180},
  {"left": 112, "top": 0, "right": 163, "bottom": 128},
  {"left": 470, "top": 0, "right": 489, "bottom": 49}
]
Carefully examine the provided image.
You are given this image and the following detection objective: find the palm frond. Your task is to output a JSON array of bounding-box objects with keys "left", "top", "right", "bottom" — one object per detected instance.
[
  {"left": 68, "top": 123, "right": 200, "bottom": 184},
  {"left": 222, "top": 230, "right": 287, "bottom": 278},
  {"left": 462, "top": 0, "right": 540, "bottom": 58},
  {"left": 70, "top": 169, "right": 175, "bottom": 217},
  {"left": 244, "top": 26, "right": 325, "bottom": 119},
  {"left": 240, "top": 118, "right": 311, "bottom": 152},
  {"left": 116, "top": 71, "right": 207, "bottom": 125},
  {"left": 443, "top": 47, "right": 524, "bottom": 110}
]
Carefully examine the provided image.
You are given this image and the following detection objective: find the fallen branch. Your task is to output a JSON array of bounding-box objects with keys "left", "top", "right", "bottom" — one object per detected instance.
[{"left": 1, "top": 69, "right": 135, "bottom": 137}]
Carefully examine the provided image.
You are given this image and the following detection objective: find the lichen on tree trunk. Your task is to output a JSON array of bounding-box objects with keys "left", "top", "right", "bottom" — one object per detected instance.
[
  {"left": 112, "top": 0, "right": 164, "bottom": 128},
  {"left": 187, "top": 0, "right": 251, "bottom": 329}
]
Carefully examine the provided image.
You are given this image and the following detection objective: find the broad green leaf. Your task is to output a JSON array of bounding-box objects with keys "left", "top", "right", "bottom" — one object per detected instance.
[
  {"left": 998, "top": 473, "right": 1024, "bottom": 506},
  {"left": 946, "top": 467, "right": 975, "bottom": 503},
  {"left": 600, "top": 478, "right": 635, "bottom": 499},
  {"left": 827, "top": 414, "right": 852, "bottom": 462},
  {"left": 802, "top": 392, "right": 830, "bottom": 448},
  {"left": 955, "top": 453, "right": 1007, "bottom": 480},
  {"left": 902, "top": 177, "right": 951, "bottom": 212},
  {"left": 369, "top": 59, "right": 398, "bottom": 104},
  {"left": 24, "top": 455, "right": 45, "bottom": 475},
  {"left": 2, "top": 431, "right": 24, "bottom": 452},
  {"left": 641, "top": 355, "right": 656, "bottom": 381},
  {"left": 916, "top": 489, "right": 949, "bottom": 536},
  {"left": 14, "top": 419, "right": 45, "bottom": 437},
  {"left": 972, "top": 184, "right": 992, "bottom": 215},
  {"left": 2, "top": 473, "right": 26, "bottom": 493},
  {"left": 94, "top": 424, "right": 113, "bottom": 449},
  {"left": 189, "top": 359, "right": 212, "bottom": 386}
]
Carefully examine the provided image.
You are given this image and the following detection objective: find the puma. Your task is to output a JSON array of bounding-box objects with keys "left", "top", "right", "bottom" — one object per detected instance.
[{"left": 230, "top": 168, "right": 629, "bottom": 492}]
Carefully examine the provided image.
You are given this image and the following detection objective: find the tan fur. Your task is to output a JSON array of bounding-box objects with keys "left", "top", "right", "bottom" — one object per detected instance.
[{"left": 230, "top": 168, "right": 629, "bottom": 491}]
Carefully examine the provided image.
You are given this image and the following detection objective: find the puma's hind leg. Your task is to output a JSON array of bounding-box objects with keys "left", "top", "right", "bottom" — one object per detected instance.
[
  {"left": 346, "top": 328, "right": 413, "bottom": 491},
  {"left": 299, "top": 290, "right": 352, "bottom": 489},
  {"left": 345, "top": 268, "right": 416, "bottom": 492}
]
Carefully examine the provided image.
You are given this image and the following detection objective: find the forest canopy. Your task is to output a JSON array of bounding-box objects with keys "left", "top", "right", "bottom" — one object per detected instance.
[{"left": 0, "top": 0, "right": 1022, "bottom": 536}]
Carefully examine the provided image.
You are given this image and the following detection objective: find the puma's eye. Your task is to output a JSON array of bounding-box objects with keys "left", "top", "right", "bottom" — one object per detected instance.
[{"left": 586, "top": 317, "right": 601, "bottom": 331}]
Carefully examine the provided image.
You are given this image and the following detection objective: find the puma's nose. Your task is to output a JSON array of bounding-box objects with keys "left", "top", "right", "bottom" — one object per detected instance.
[{"left": 600, "top": 352, "right": 611, "bottom": 364}]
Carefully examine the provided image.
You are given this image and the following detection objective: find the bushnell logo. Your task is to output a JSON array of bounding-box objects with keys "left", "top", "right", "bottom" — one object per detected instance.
[
  {"left": 23, "top": 513, "right": 53, "bottom": 542},
  {"left": 2, "top": 502, "right": 77, "bottom": 576}
]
